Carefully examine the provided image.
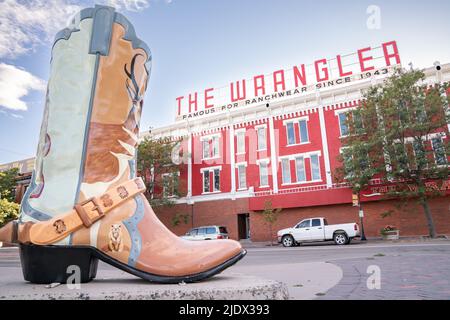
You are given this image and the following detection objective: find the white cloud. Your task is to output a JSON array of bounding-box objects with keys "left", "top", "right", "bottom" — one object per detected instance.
[
  {"left": 0, "top": 0, "right": 83, "bottom": 58},
  {"left": 0, "top": 63, "right": 46, "bottom": 111},
  {"left": 0, "top": 0, "right": 161, "bottom": 59},
  {"left": 10, "top": 113, "right": 24, "bottom": 119},
  {"left": 104, "top": 0, "right": 151, "bottom": 11}
]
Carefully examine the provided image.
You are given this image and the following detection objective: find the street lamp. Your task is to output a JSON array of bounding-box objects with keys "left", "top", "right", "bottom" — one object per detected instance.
[
  {"left": 354, "top": 184, "right": 367, "bottom": 241},
  {"left": 357, "top": 192, "right": 367, "bottom": 241},
  {"left": 357, "top": 192, "right": 382, "bottom": 241}
]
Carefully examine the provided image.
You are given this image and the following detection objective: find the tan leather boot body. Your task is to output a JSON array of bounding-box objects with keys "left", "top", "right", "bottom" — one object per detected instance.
[{"left": 0, "top": 5, "right": 245, "bottom": 284}]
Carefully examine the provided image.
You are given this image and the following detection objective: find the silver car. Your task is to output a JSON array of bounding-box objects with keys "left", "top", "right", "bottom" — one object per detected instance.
[{"left": 181, "top": 226, "right": 229, "bottom": 240}]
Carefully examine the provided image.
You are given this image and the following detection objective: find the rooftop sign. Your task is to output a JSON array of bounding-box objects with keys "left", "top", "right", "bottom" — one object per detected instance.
[{"left": 175, "top": 41, "right": 401, "bottom": 121}]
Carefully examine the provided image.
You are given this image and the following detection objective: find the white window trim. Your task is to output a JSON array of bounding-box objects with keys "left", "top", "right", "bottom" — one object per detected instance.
[
  {"left": 280, "top": 158, "right": 291, "bottom": 185},
  {"left": 200, "top": 166, "right": 223, "bottom": 173},
  {"left": 235, "top": 161, "right": 248, "bottom": 168},
  {"left": 236, "top": 162, "right": 247, "bottom": 190},
  {"left": 294, "top": 156, "right": 306, "bottom": 183},
  {"left": 334, "top": 107, "right": 357, "bottom": 116},
  {"left": 235, "top": 129, "right": 246, "bottom": 155},
  {"left": 254, "top": 124, "right": 267, "bottom": 130},
  {"left": 298, "top": 118, "right": 310, "bottom": 144},
  {"left": 161, "top": 172, "right": 180, "bottom": 198},
  {"left": 336, "top": 111, "right": 351, "bottom": 138},
  {"left": 211, "top": 135, "right": 220, "bottom": 158},
  {"left": 255, "top": 125, "right": 268, "bottom": 151},
  {"left": 256, "top": 158, "right": 270, "bottom": 165},
  {"left": 200, "top": 133, "right": 221, "bottom": 141},
  {"left": 309, "top": 153, "right": 322, "bottom": 181},
  {"left": 281, "top": 180, "right": 323, "bottom": 186},
  {"left": 284, "top": 116, "right": 310, "bottom": 146},
  {"left": 285, "top": 121, "right": 297, "bottom": 146},
  {"left": 201, "top": 134, "right": 221, "bottom": 160},
  {"left": 282, "top": 115, "right": 310, "bottom": 125},
  {"left": 430, "top": 136, "right": 447, "bottom": 166},
  {"left": 201, "top": 166, "right": 222, "bottom": 195},
  {"left": 279, "top": 151, "right": 322, "bottom": 184},
  {"left": 279, "top": 151, "right": 322, "bottom": 161},
  {"left": 201, "top": 170, "right": 211, "bottom": 194},
  {"left": 257, "top": 159, "right": 270, "bottom": 188},
  {"left": 395, "top": 132, "right": 447, "bottom": 144},
  {"left": 286, "top": 141, "right": 311, "bottom": 147}
]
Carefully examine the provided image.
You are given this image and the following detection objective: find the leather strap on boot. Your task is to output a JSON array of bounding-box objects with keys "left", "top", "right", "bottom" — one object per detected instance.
[{"left": 29, "top": 177, "right": 146, "bottom": 245}]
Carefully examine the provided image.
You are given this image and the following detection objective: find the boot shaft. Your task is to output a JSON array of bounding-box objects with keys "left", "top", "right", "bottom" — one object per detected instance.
[{"left": 21, "top": 6, "right": 151, "bottom": 228}]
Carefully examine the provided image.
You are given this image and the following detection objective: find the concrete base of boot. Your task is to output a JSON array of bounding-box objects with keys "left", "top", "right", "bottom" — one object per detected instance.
[{"left": 0, "top": 266, "right": 289, "bottom": 300}]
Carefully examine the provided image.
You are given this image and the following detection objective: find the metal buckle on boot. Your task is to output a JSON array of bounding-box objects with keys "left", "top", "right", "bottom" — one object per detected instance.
[{"left": 74, "top": 197, "right": 104, "bottom": 228}]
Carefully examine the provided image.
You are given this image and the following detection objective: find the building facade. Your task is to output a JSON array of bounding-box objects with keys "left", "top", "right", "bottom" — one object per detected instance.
[
  {"left": 147, "top": 43, "right": 450, "bottom": 241},
  {"left": 2, "top": 41, "right": 449, "bottom": 241}
]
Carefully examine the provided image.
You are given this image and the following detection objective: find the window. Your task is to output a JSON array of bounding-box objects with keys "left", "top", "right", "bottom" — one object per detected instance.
[
  {"left": 202, "top": 135, "right": 219, "bottom": 159},
  {"left": 237, "top": 164, "right": 247, "bottom": 189},
  {"left": 281, "top": 158, "right": 291, "bottom": 184},
  {"left": 202, "top": 167, "right": 221, "bottom": 193},
  {"left": 259, "top": 161, "right": 269, "bottom": 186},
  {"left": 413, "top": 140, "right": 426, "bottom": 168},
  {"left": 257, "top": 127, "right": 267, "bottom": 150},
  {"left": 341, "top": 148, "right": 353, "bottom": 176},
  {"left": 299, "top": 120, "right": 309, "bottom": 143},
  {"left": 219, "top": 227, "right": 228, "bottom": 234},
  {"left": 393, "top": 142, "right": 408, "bottom": 172},
  {"left": 212, "top": 136, "right": 219, "bottom": 158},
  {"left": 295, "top": 156, "right": 306, "bottom": 182},
  {"left": 286, "top": 122, "right": 296, "bottom": 145},
  {"left": 206, "top": 227, "right": 216, "bottom": 234},
  {"left": 296, "top": 220, "right": 311, "bottom": 228},
  {"left": 162, "top": 173, "right": 177, "bottom": 197},
  {"left": 213, "top": 168, "right": 220, "bottom": 191},
  {"left": 310, "top": 154, "right": 321, "bottom": 180},
  {"left": 197, "top": 228, "right": 206, "bottom": 235},
  {"left": 432, "top": 136, "right": 447, "bottom": 165},
  {"left": 311, "top": 219, "right": 321, "bottom": 227},
  {"left": 236, "top": 131, "right": 245, "bottom": 154},
  {"left": 202, "top": 140, "right": 210, "bottom": 159},
  {"left": 203, "top": 171, "right": 210, "bottom": 193},
  {"left": 338, "top": 112, "right": 349, "bottom": 136},
  {"left": 189, "top": 229, "right": 198, "bottom": 236}
]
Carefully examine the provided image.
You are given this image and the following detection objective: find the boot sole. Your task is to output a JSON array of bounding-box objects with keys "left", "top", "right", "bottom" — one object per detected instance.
[{"left": 19, "top": 243, "right": 247, "bottom": 284}]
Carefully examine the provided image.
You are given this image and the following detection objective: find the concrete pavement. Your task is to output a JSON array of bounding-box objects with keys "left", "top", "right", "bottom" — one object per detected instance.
[{"left": 1, "top": 239, "right": 450, "bottom": 299}]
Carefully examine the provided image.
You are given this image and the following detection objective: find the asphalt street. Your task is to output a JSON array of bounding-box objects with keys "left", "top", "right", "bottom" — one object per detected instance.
[{"left": 1, "top": 240, "right": 449, "bottom": 299}]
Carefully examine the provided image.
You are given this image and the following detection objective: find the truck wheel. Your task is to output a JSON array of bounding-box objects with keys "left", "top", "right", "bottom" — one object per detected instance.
[
  {"left": 333, "top": 233, "right": 348, "bottom": 245},
  {"left": 282, "top": 235, "right": 295, "bottom": 247}
]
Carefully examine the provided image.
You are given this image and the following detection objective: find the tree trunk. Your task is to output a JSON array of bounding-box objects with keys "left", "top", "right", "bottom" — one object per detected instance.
[
  {"left": 420, "top": 197, "right": 437, "bottom": 238},
  {"left": 269, "top": 225, "right": 273, "bottom": 246}
]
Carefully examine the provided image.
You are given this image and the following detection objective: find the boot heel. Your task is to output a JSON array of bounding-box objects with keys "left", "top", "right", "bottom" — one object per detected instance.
[{"left": 19, "top": 244, "right": 98, "bottom": 284}]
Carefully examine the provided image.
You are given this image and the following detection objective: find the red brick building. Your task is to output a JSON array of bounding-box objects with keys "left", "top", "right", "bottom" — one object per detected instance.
[
  {"left": 2, "top": 41, "right": 449, "bottom": 241},
  {"left": 146, "top": 41, "right": 450, "bottom": 241}
]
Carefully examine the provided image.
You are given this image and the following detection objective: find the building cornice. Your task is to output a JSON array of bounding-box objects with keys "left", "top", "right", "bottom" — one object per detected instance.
[{"left": 143, "top": 63, "right": 450, "bottom": 140}]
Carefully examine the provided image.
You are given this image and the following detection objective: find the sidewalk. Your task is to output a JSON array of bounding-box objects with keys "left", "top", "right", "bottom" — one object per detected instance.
[{"left": 240, "top": 236, "right": 450, "bottom": 249}]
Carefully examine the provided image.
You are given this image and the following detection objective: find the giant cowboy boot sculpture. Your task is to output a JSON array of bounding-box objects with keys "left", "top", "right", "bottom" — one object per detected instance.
[{"left": 0, "top": 5, "right": 245, "bottom": 284}]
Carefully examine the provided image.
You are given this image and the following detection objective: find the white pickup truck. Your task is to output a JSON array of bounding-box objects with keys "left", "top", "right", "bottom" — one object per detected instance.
[{"left": 277, "top": 217, "right": 360, "bottom": 247}]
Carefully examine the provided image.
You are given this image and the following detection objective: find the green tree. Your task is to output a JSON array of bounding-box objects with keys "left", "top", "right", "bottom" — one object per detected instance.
[
  {"left": 0, "top": 168, "right": 19, "bottom": 202},
  {"left": 335, "top": 69, "right": 449, "bottom": 238},
  {"left": 137, "top": 136, "right": 185, "bottom": 207},
  {"left": 0, "top": 199, "right": 20, "bottom": 228},
  {"left": 262, "top": 199, "right": 282, "bottom": 245},
  {"left": 171, "top": 213, "right": 190, "bottom": 227}
]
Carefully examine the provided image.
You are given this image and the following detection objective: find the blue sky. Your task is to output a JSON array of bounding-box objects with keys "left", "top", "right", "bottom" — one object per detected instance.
[{"left": 1, "top": 0, "right": 450, "bottom": 164}]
